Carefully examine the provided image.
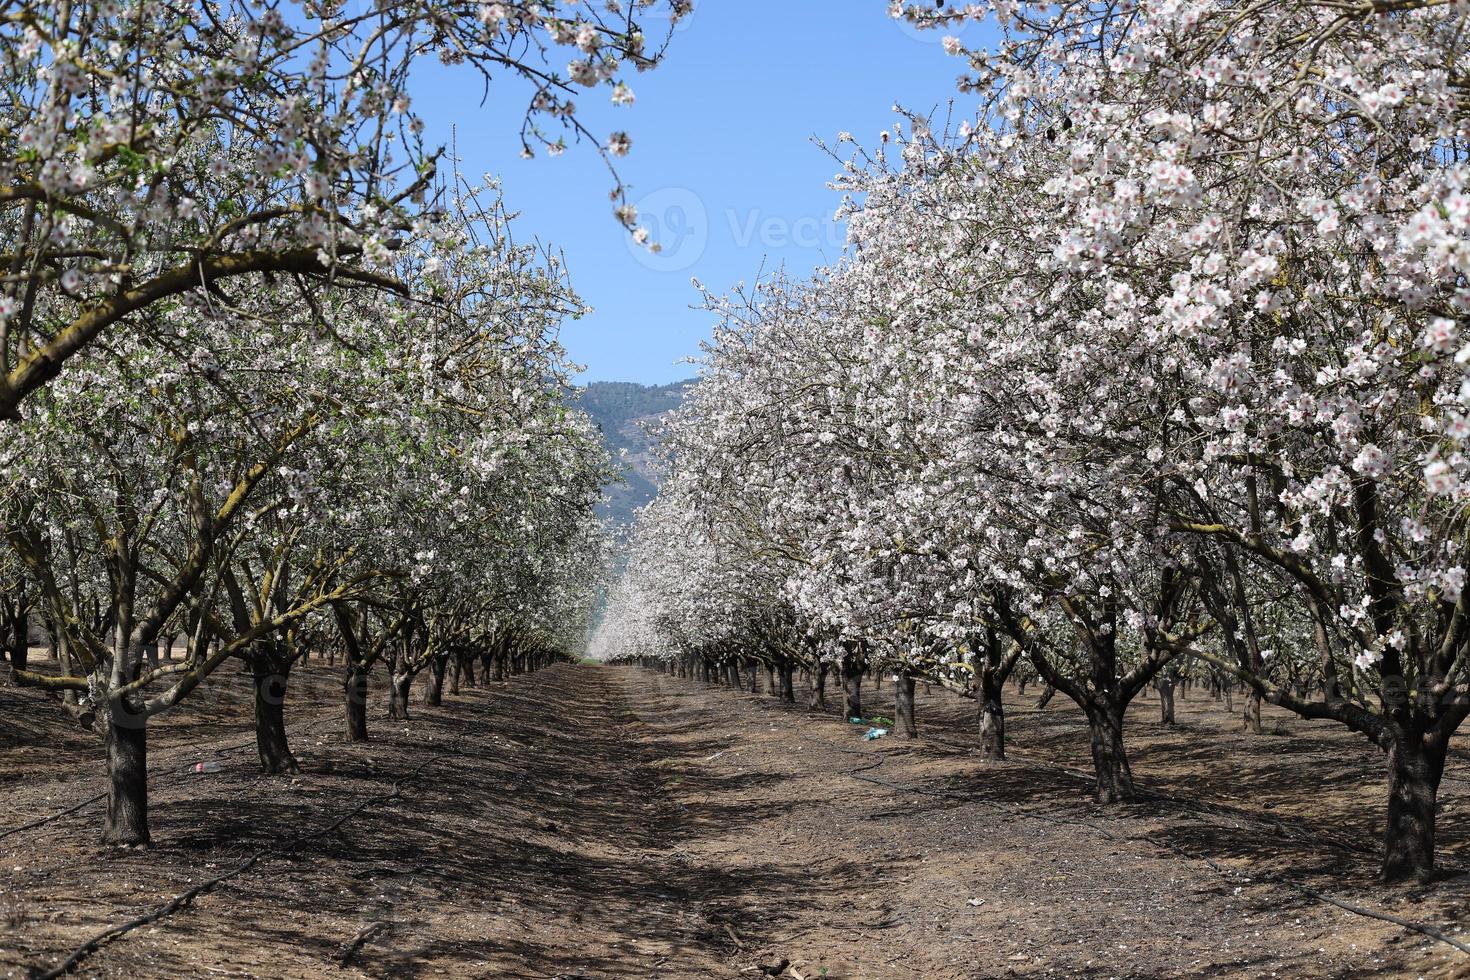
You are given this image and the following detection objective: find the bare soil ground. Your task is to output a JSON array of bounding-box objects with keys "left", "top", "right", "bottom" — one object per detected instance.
[{"left": 1, "top": 661, "right": 1469, "bottom": 978}]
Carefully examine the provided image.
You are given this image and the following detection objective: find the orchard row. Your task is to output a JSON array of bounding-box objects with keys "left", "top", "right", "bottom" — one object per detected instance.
[
  {"left": 0, "top": 1, "right": 692, "bottom": 844},
  {"left": 593, "top": 0, "right": 1470, "bottom": 885}
]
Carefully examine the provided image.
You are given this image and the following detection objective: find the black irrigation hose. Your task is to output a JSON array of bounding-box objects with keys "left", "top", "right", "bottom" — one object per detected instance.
[
  {"left": 922, "top": 733, "right": 1383, "bottom": 859},
  {"left": 729, "top": 678, "right": 1434, "bottom": 867},
  {"left": 823, "top": 736, "right": 1470, "bottom": 960},
  {"left": 0, "top": 792, "right": 108, "bottom": 844},
  {"left": 0, "top": 713, "right": 342, "bottom": 844},
  {"left": 29, "top": 745, "right": 465, "bottom": 980}
]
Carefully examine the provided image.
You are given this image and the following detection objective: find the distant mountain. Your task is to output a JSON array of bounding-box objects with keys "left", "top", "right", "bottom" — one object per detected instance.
[{"left": 578, "top": 380, "right": 694, "bottom": 527}]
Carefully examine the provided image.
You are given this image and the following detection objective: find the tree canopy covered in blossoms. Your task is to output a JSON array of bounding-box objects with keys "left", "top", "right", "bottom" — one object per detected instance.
[
  {"left": 8, "top": 8, "right": 1470, "bottom": 972},
  {"left": 592, "top": 0, "right": 1470, "bottom": 883},
  {"left": 0, "top": 0, "right": 692, "bottom": 847},
  {"left": 0, "top": 0, "right": 689, "bottom": 417}
]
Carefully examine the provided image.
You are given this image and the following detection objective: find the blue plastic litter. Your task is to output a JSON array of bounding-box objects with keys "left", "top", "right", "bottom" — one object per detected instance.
[{"left": 863, "top": 727, "right": 889, "bottom": 741}]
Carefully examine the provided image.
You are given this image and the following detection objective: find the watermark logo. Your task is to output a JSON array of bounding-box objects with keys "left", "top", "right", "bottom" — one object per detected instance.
[
  {"left": 629, "top": 188, "right": 851, "bottom": 273},
  {"left": 628, "top": 187, "right": 708, "bottom": 272},
  {"left": 726, "top": 210, "right": 846, "bottom": 252}
]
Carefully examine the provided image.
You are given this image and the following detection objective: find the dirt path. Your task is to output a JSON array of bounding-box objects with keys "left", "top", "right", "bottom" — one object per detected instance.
[
  {"left": 1, "top": 664, "right": 1466, "bottom": 978},
  {"left": 617, "top": 670, "right": 1461, "bottom": 979}
]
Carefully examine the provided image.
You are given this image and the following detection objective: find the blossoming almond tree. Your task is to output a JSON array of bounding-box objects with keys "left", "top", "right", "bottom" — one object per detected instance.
[
  {"left": 0, "top": 0, "right": 689, "bottom": 419},
  {"left": 1, "top": 183, "right": 611, "bottom": 844},
  {"left": 598, "top": 0, "right": 1468, "bottom": 885},
  {"left": 880, "top": 0, "right": 1470, "bottom": 877}
]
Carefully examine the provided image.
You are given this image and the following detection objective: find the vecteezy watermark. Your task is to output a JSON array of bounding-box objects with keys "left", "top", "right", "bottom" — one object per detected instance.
[
  {"left": 726, "top": 210, "right": 847, "bottom": 252},
  {"left": 627, "top": 187, "right": 709, "bottom": 273},
  {"left": 628, "top": 188, "right": 848, "bottom": 272}
]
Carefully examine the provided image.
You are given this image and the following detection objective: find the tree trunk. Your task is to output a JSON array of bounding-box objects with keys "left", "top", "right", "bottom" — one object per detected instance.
[
  {"left": 746, "top": 659, "right": 758, "bottom": 694},
  {"left": 895, "top": 674, "right": 917, "bottom": 738},
  {"left": 448, "top": 657, "right": 461, "bottom": 696},
  {"left": 1157, "top": 673, "right": 1176, "bottom": 725},
  {"left": 1243, "top": 689, "right": 1263, "bottom": 734},
  {"left": 778, "top": 662, "right": 795, "bottom": 704},
  {"left": 1086, "top": 704, "right": 1134, "bottom": 803},
  {"left": 58, "top": 635, "right": 77, "bottom": 708},
  {"left": 842, "top": 660, "right": 863, "bottom": 720},
  {"left": 809, "top": 663, "right": 827, "bottom": 710},
  {"left": 1037, "top": 684, "right": 1056, "bottom": 709},
  {"left": 424, "top": 657, "right": 446, "bottom": 707},
  {"left": 345, "top": 667, "right": 369, "bottom": 742},
  {"left": 388, "top": 672, "right": 411, "bottom": 719},
  {"left": 252, "top": 656, "right": 298, "bottom": 775},
  {"left": 977, "top": 668, "right": 1006, "bottom": 761},
  {"left": 102, "top": 700, "right": 150, "bottom": 846},
  {"left": 1381, "top": 736, "right": 1446, "bottom": 882},
  {"left": 10, "top": 606, "right": 27, "bottom": 672}
]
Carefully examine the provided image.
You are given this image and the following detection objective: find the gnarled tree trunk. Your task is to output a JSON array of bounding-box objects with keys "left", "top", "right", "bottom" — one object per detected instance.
[
  {"left": 1157, "top": 669, "right": 1177, "bottom": 725},
  {"left": 252, "top": 653, "right": 298, "bottom": 774},
  {"left": 842, "top": 657, "right": 863, "bottom": 720},
  {"left": 972, "top": 631, "right": 1018, "bottom": 762},
  {"left": 423, "top": 655, "right": 446, "bottom": 706},
  {"left": 1243, "top": 689, "right": 1263, "bottom": 734},
  {"left": 345, "top": 666, "right": 369, "bottom": 742},
  {"left": 1381, "top": 734, "right": 1446, "bottom": 883},
  {"left": 809, "top": 663, "right": 827, "bottom": 710},
  {"left": 102, "top": 697, "right": 150, "bottom": 846},
  {"left": 9, "top": 603, "right": 27, "bottom": 672},
  {"left": 977, "top": 671, "right": 1006, "bottom": 761},
  {"left": 1086, "top": 703, "right": 1134, "bottom": 803},
  {"left": 388, "top": 672, "right": 411, "bottom": 719},
  {"left": 895, "top": 674, "right": 917, "bottom": 738}
]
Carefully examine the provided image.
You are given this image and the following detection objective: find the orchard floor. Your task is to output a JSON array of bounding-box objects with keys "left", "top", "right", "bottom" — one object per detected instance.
[{"left": 4, "top": 664, "right": 1470, "bottom": 978}]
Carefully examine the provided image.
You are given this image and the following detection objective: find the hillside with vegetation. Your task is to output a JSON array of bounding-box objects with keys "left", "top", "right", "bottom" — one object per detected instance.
[{"left": 578, "top": 380, "right": 694, "bottom": 527}]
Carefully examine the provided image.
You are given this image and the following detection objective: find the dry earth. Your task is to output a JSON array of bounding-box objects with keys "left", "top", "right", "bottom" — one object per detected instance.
[{"left": 2, "top": 661, "right": 1469, "bottom": 978}]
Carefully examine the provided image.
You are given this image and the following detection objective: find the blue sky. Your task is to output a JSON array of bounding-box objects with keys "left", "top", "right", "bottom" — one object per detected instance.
[{"left": 412, "top": 4, "right": 989, "bottom": 385}]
